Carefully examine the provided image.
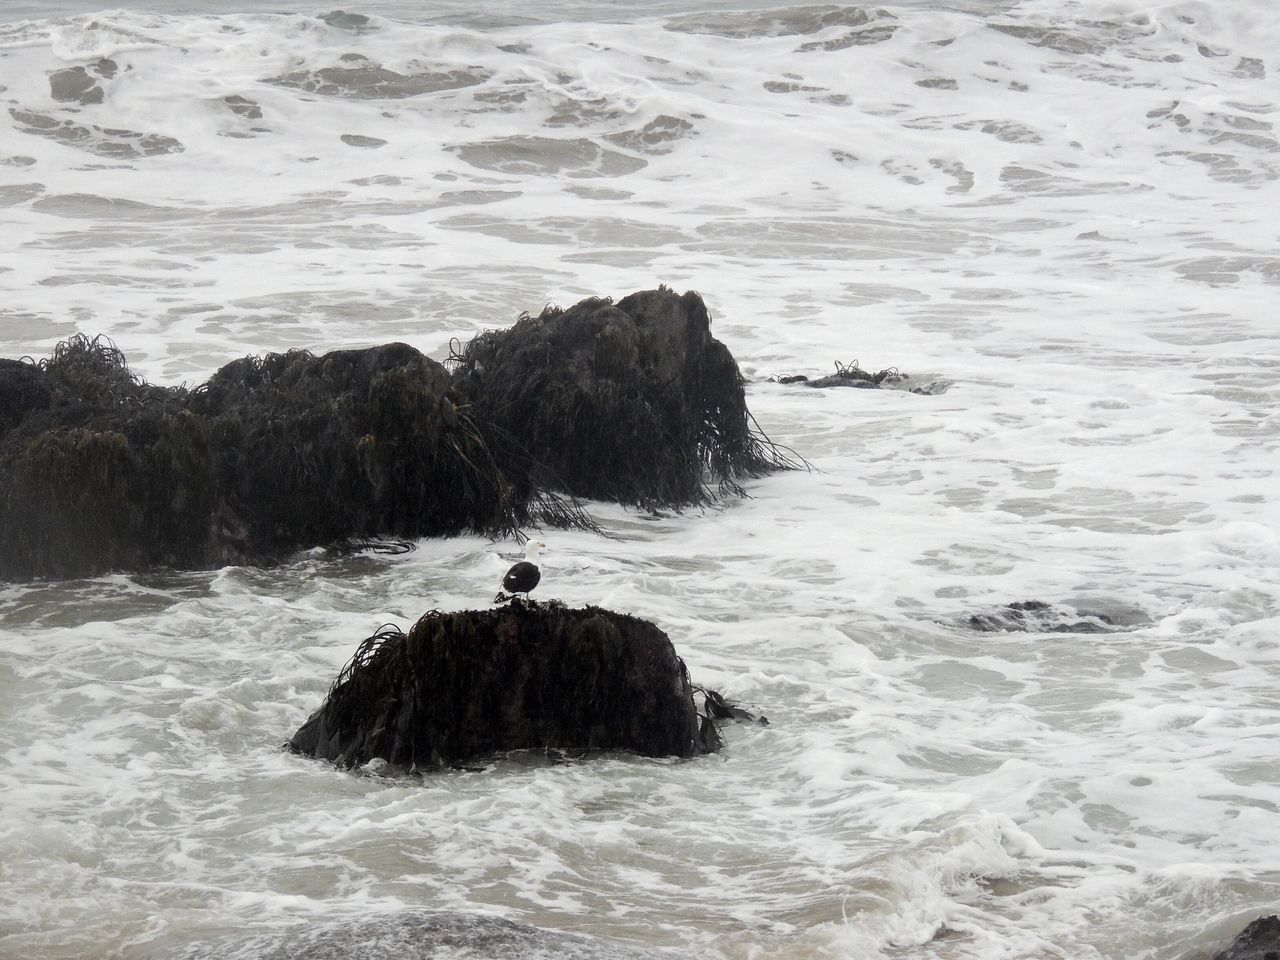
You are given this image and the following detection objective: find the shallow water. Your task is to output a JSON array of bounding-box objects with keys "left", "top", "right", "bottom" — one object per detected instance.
[{"left": 1, "top": 1, "right": 1278, "bottom": 958}]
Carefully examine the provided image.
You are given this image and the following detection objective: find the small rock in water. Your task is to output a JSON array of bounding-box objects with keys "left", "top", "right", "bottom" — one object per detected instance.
[
  {"left": 769, "top": 359, "right": 915, "bottom": 389},
  {"left": 288, "top": 604, "right": 717, "bottom": 770}
]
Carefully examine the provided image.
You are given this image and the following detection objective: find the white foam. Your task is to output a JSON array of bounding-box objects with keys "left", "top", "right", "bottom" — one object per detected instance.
[{"left": 2, "top": 0, "right": 1280, "bottom": 957}]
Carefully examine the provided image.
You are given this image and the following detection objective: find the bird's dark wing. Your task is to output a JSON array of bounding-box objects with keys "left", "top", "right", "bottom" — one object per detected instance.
[{"left": 502, "top": 561, "right": 541, "bottom": 594}]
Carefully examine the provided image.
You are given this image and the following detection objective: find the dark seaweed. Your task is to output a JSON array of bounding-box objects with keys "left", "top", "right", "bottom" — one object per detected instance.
[{"left": 288, "top": 603, "right": 713, "bottom": 769}]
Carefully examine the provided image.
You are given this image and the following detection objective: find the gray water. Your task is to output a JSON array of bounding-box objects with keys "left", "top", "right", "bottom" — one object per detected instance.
[{"left": 1, "top": 0, "right": 1278, "bottom": 957}]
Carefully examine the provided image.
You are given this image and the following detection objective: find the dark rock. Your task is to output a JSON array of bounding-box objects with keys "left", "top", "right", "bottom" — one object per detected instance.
[
  {"left": 0, "top": 336, "right": 588, "bottom": 580},
  {"left": 699, "top": 686, "right": 767, "bottom": 725},
  {"left": 288, "top": 604, "right": 715, "bottom": 769},
  {"left": 1, "top": 290, "right": 788, "bottom": 581},
  {"left": 771, "top": 359, "right": 911, "bottom": 389},
  {"left": 805, "top": 373, "right": 881, "bottom": 389},
  {"left": 187, "top": 342, "right": 586, "bottom": 561},
  {"left": 807, "top": 359, "right": 904, "bottom": 388},
  {"left": 0, "top": 359, "right": 53, "bottom": 435},
  {"left": 150, "top": 909, "right": 670, "bottom": 960},
  {"left": 452, "top": 286, "right": 796, "bottom": 510},
  {"left": 1214, "top": 916, "right": 1280, "bottom": 960}
]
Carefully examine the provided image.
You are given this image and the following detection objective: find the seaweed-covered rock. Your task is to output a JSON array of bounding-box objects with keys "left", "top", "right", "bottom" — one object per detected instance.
[
  {"left": 0, "top": 338, "right": 217, "bottom": 578},
  {"left": 452, "top": 286, "right": 793, "bottom": 510},
  {"left": 772, "top": 359, "right": 903, "bottom": 389},
  {"left": 288, "top": 603, "right": 715, "bottom": 769},
  {"left": 699, "top": 686, "right": 768, "bottom": 726},
  {"left": 769, "top": 359, "right": 950, "bottom": 395},
  {"left": 1214, "top": 916, "right": 1280, "bottom": 960},
  {"left": 1, "top": 289, "right": 791, "bottom": 581},
  {"left": 0, "top": 358, "right": 54, "bottom": 434},
  {"left": 150, "top": 910, "right": 671, "bottom": 960},
  {"left": 0, "top": 336, "right": 586, "bottom": 580}
]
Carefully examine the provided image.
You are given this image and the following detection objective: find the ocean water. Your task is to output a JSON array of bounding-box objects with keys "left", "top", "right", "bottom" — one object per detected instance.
[{"left": 1, "top": 1, "right": 1278, "bottom": 958}]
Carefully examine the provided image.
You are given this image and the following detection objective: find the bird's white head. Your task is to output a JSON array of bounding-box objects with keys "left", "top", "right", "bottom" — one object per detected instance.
[{"left": 524, "top": 539, "right": 546, "bottom": 562}]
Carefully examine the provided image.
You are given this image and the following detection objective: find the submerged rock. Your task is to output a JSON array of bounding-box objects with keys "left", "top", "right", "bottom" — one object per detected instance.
[
  {"left": 698, "top": 685, "right": 768, "bottom": 726},
  {"left": 768, "top": 359, "right": 949, "bottom": 394},
  {"left": 962, "top": 599, "right": 1144, "bottom": 634},
  {"left": 0, "top": 359, "right": 53, "bottom": 435},
  {"left": 771, "top": 359, "right": 904, "bottom": 389},
  {"left": 289, "top": 603, "right": 719, "bottom": 769},
  {"left": 1213, "top": 916, "right": 1280, "bottom": 960},
  {"left": 151, "top": 910, "right": 670, "bottom": 960}
]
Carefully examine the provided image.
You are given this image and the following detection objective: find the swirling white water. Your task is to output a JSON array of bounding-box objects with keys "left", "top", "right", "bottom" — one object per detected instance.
[{"left": 1, "top": 1, "right": 1277, "bottom": 958}]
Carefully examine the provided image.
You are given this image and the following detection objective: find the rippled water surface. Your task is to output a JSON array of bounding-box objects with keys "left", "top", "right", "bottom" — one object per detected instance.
[{"left": 1, "top": 1, "right": 1278, "bottom": 958}]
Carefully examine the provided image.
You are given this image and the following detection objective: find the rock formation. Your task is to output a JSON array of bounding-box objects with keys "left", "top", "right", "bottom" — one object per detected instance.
[
  {"left": 288, "top": 603, "right": 722, "bottom": 770},
  {"left": 0, "top": 288, "right": 789, "bottom": 580}
]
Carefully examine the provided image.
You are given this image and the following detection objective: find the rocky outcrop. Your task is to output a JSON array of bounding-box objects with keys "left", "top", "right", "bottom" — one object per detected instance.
[
  {"left": 769, "top": 360, "right": 949, "bottom": 395},
  {"left": 288, "top": 603, "right": 723, "bottom": 770},
  {"left": 0, "top": 337, "right": 585, "bottom": 580},
  {"left": 452, "top": 286, "right": 796, "bottom": 511},
  {"left": 0, "top": 288, "right": 790, "bottom": 581}
]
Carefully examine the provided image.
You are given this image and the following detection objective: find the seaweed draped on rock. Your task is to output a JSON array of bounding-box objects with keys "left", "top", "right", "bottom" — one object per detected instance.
[
  {"left": 0, "top": 340, "right": 218, "bottom": 578},
  {"left": 0, "top": 337, "right": 585, "bottom": 580},
  {"left": 185, "top": 342, "right": 583, "bottom": 558},
  {"left": 288, "top": 603, "right": 718, "bottom": 769},
  {"left": 452, "top": 286, "right": 793, "bottom": 510},
  {"left": 0, "top": 287, "right": 791, "bottom": 581}
]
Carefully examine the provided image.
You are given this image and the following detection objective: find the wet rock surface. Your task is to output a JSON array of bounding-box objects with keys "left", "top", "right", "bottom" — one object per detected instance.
[
  {"left": 288, "top": 603, "right": 717, "bottom": 769},
  {"left": 1213, "top": 916, "right": 1280, "bottom": 960},
  {"left": 452, "top": 286, "right": 795, "bottom": 510},
  {"left": 768, "top": 360, "right": 949, "bottom": 395},
  {"left": 0, "top": 337, "right": 586, "bottom": 580},
  {"left": 0, "top": 289, "right": 787, "bottom": 580}
]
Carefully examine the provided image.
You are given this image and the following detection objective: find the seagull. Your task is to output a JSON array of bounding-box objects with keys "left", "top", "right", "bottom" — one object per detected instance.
[{"left": 496, "top": 539, "right": 545, "bottom": 602}]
